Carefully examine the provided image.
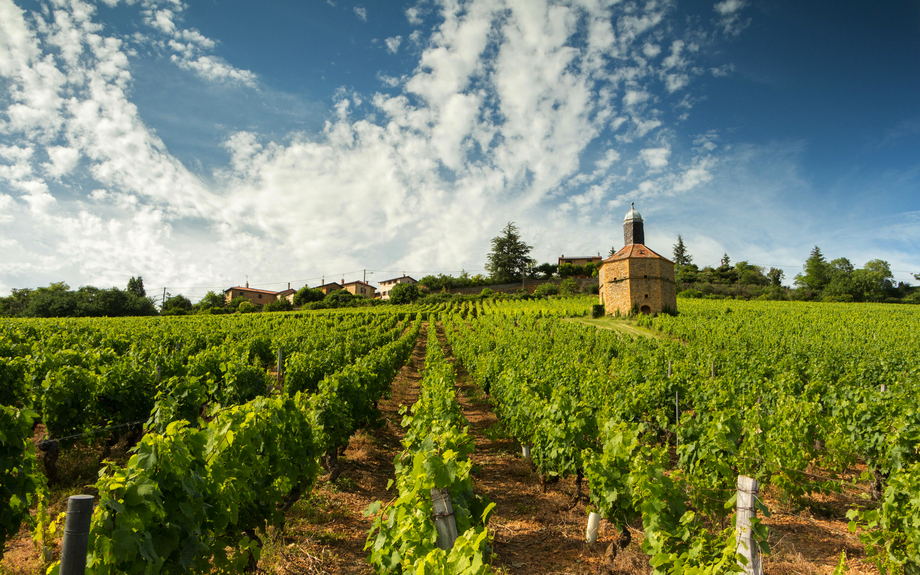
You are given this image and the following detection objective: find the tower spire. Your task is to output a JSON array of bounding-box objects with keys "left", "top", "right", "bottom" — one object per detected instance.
[{"left": 623, "top": 204, "right": 645, "bottom": 245}]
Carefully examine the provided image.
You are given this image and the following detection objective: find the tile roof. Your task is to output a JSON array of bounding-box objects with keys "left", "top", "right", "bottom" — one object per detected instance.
[
  {"left": 379, "top": 276, "right": 417, "bottom": 284},
  {"left": 603, "top": 244, "right": 674, "bottom": 264},
  {"left": 223, "top": 286, "right": 281, "bottom": 295}
]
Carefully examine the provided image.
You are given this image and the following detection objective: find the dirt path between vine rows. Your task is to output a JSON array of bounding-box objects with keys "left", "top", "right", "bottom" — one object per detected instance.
[
  {"left": 434, "top": 322, "right": 640, "bottom": 575},
  {"left": 258, "top": 323, "right": 430, "bottom": 574}
]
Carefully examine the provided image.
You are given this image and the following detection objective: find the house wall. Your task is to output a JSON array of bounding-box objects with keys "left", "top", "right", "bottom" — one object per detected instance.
[
  {"left": 599, "top": 257, "right": 676, "bottom": 315},
  {"left": 344, "top": 283, "right": 376, "bottom": 298},
  {"left": 224, "top": 289, "right": 278, "bottom": 306},
  {"left": 379, "top": 278, "right": 417, "bottom": 300}
]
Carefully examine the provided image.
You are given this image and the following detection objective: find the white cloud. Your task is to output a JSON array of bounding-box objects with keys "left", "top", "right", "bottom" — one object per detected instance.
[
  {"left": 640, "top": 147, "right": 671, "bottom": 169},
  {"left": 623, "top": 90, "right": 650, "bottom": 107},
  {"left": 0, "top": 0, "right": 756, "bottom": 295},
  {"left": 377, "top": 72, "right": 402, "bottom": 87},
  {"left": 406, "top": 6, "right": 422, "bottom": 26},
  {"left": 714, "top": 0, "right": 750, "bottom": 37},
  {"left": 42, "top": 145, "right": 80, "bottom": 178},
  {"left": 643, "top": 42, "right": 661, "bottom": 58},
  {"left": 354, "top": 6, "right": 367, "bottom": 21},
  {"left": 715, "top": 0, "right": 745, "bottom": 15},
  {"left": 134, "top": 0, "right": 257, "bottom": 87},
  {"left": 385, "top": 35, "right": 402, "bottom": 54}
]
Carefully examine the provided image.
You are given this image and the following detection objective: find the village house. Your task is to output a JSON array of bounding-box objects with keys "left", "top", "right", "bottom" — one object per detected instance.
[
  {"left": 316, "top": 282, "right": 343, "bottom": 295},
  {"left": 377, "top": 276, "right": 417, "bottom": 300},
  {"left": 342, "top": 280, "right": 377, "bottom": 298},
  {"left": 223, "top": 284, "right": 280, "bottom": 305}
]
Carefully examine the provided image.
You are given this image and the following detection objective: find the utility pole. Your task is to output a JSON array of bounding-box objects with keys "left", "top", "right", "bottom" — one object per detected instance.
[{"left": 162, "top": 287, "right": 166, "bottom": 311}]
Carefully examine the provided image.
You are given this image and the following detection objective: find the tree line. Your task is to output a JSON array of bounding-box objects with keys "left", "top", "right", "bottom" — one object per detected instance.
[
  {"left": 672, "top": 236, "right": 918, "bottom": 304},
  {"left": 0, "top": 278, "right": 158, "bottom": 318},
  {"left": 4, "top": 223, "right": 915, "bottom": 317}
]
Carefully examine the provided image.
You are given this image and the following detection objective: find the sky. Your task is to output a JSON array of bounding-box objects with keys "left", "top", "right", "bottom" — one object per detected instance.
[{"left": 1, "top": 0, "right": 918, "bottom": 300}]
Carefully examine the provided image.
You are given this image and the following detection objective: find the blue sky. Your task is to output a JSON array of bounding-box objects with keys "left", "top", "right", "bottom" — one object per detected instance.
[{"left": 1, "top": 0, "right": 918, "bottom": 300}]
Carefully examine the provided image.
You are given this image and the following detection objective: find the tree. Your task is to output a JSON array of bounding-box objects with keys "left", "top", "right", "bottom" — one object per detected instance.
[
  {"left": 795, "top": 246, "right": 831, "bottom": 291},
  {"left": 734, "top": 261, "right": 768, "bottom": 286},
  {"left": 672, "top": 235, "right": 692, "bottom": 270},
  {"left": 485, "top": 222, "right": 534, "bottom": 284},
  {"left": 324, "top": 290, "right": 359, "bottom": 308},
  {"left": 163, "top": 294, "right": 192, "bottom": 313},
  {"left": 767, "top": 267, "right": 785, "bottom": 287},
  {"left": 676, "top": 263, "right": 699, "bottom": 284},
  {"left": 720, "top": 253, "right": 731, "bottom": 267},
  {"left": 533, "top": 263, "right": 557, "bottom": 279},
  {"left": 293, "top": 287, "right": 324, "bottom": 306},
  {"left": 608, "top": 246, "right": 617, "bottom": 257},
  {"left": 196, "top": 291, "right": 226, "bottom": 310},
  {"left": 389, "top": 283, "right": 421, "bottom": 305},
  {"left": 227, "top": 296, "right": 251, "bottom": 312},
  {"left": 127, "top": 276, "right": 146, "bottom": 298}
]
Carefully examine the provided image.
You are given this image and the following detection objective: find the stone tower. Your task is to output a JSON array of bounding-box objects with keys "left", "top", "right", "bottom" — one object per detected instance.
[{"left": 597, "top": 205, "right": 677, "bottom": 316}]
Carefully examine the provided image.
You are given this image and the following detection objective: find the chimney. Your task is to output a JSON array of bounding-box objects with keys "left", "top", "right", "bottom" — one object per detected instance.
[
  {"left": 245, "top": 281, "right": 249, "bottom": 288},
  {"left": 288, "top": 282, "right": 290, "bottom": 289}
]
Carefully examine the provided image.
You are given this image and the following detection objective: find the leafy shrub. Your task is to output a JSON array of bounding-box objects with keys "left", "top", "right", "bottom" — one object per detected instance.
[
  {"left": 559, "top": 278, "right": 579, "bottom": 295},
  {"left": 264, "top": 298, "right": 294, "bottom": 312},
  {"left": 325, "top": 290, "right": 360, "bottom": 308},
  {"left": 236, "top": 301, "right": 258, "bottom": 313},
  {"left": 533, "top": 283, "right": 559, "bottom": 297},
  {"left": 677, "top": 289, "right": 704, "bottom": 299},
  {"left": 389, "top": 283, "right": 421, "bottom": 305}
]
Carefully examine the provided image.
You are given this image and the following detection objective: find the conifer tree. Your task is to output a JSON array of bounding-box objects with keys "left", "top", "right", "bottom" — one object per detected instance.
[
  {"left": 485, "top": 222, "right": 534, "bottom": 284},
  {"left": 672, "top": 235, "right": 692, "bottom": 269}
]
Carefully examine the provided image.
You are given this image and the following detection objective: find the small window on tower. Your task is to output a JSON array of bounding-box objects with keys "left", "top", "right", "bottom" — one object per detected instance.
[{"left": 645, "top": 294, "right": 649, "bottom": 298}]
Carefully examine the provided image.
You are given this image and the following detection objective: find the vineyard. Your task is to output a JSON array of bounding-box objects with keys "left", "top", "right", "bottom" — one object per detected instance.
[{"left": 2, "top": 298, "right": 919, "bottom": 574}]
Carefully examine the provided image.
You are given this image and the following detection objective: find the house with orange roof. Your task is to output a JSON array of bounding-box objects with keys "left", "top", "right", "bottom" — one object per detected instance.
[{"left": 223, "top": 284, "right": 282, "bottom": 306}]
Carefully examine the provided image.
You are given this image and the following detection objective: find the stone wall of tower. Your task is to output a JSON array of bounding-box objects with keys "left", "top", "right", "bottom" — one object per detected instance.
[
  {"left": 599, "top": 257, "right": 676, "bottom": 316},
  {"left": 624, "top": 220, "right": 644, "bottom": 245}
]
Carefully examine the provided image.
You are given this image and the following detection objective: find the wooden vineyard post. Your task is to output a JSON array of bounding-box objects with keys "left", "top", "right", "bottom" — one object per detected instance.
[
  {"left": 735, "top": 475, "right": 764, "bottom": 575},
  {"left": 670, "top": 360, "right": 679, "bottom": 449},
  {"left": 431, "top": 488, "right": 459, "bottom": 550},
  {"left": 60, "top": 495, "right": 94, "bottom": 575},
  {"left": 276, "top": 348, "right": 283, "bottom": 387}
]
